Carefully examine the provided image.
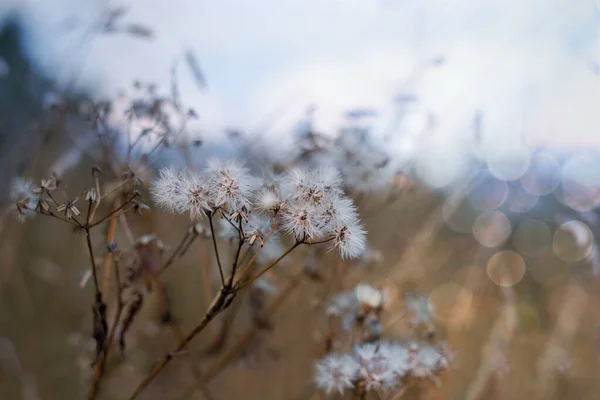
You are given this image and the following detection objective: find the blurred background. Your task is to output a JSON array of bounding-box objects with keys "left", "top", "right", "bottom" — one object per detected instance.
[{"left": 3, "top": 0, "right": 600, "bottom": 399}]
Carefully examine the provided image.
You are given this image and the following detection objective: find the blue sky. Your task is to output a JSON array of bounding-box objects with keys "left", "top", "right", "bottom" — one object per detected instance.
[{"left": 3, "top": 0, "right": 600, "bottom": 186}]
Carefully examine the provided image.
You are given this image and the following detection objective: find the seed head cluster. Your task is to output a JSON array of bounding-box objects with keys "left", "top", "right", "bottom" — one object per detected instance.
[
  {"left": 151, "top": 161, "right": 366, "bottom": 259},
  {"left": 315, "top": 340, "right": 449, "bottom": 395}
]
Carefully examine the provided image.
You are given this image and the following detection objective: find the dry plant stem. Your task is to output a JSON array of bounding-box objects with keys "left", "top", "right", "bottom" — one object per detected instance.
[
  {"left": 151, "top": 278, "right": 214, "bottom": 400},
  {"left": 156, "top": 230, "right": 192, "bottom": 276},
  {"left": 89, "top": 193, "right": 139, "bottom": 228},
  {"left": 119, "top": 213, "right": 136, "bottom": 246},
  {"left": 199, "top": 240, "right": 214, "bottom": 309},
  {"left": 208, "top": 213, "right": 226, "bottom": 286},
  {"left": 101, "top": 215, "right": 118, "bottom": 295},
  {"left": 88, "top": 260, "right": 124, "bottom": 400},
  {"left": 234, "top": 226, "right": 277, "bottom": 283},
  {"left": 127, "top": 285, "right": 235, "bottom": 400},
  {"left": 29, "top": 207, "right": 80, "bottom": 227},
  {"left": 129, "top": 233, "right": 298, "bottom": 400},
  {"left": 85, "top": 228, "right": 102, "bottom": 299},
  {"left": 236, "top": 241, "right": 302, "bottom": 290},
  {"left": 88, "top": 171, "right": 103, "bottom": 223},
  {"left": 101, "top": 178, "right": 133, "bottom": 201},
  {"left": 179, "top": 270, "right": 305, "bottom": 399},
  {"left": 228, "top": 219, "right": 244, "bottom": 286},
  {"left": 203, "top": 220, "right": 244, "bottom": 351}
]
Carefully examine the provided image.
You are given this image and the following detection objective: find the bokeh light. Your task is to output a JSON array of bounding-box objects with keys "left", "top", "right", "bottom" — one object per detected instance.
[
  {"left": 472, "top": 211, "right": 511, "bottom": 248},
  {"left": 428, "top": 283, "right": 473, "bottom": 323},
  {"left": 506, "top": 184, "right": 538, "bottom": 213},
  {"left": 552, "top": 220, "right": 594, "bottom": 262},
  {"left": 520, "top": 152, "right": 561, "bottom": 196},
  {"left": 561, "top": 155, "right": 600, "bottom": 211},
  {"left": 466, "top": 170, "right": 509, "bottom": 211},
  {"left": 486, "top": 250, "right": 526, "bottom": 287}
]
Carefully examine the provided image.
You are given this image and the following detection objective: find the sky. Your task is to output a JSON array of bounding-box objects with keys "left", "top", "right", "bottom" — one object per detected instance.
[{"left": 2, "top": 0, "right": 600, "bottom": 186}]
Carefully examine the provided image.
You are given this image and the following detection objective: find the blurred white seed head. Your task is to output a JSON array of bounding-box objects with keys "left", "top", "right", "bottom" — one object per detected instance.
[
  {"left": 315, "top": 354, "right": 360, "bottom": 394},
  {"left": 151, "top": 167, "right": 187, "bottom": 213},
  {"left": 10, "top": 178, "right": 37, "bottom": 221},
  {"left": 354, "top": 343, "right": 399, "bottom": 391},
  {"left": 355, "top": 284, "right": 385, "bottom": 310}
]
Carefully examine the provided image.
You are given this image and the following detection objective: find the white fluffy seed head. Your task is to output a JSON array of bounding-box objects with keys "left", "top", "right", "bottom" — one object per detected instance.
[
  {"left": 205, "top": 159, "right": 255, "bottom": 212},
  {"left": 255, "top": 189, "right": 285, "bottom": 216},
  {"left": 321, "top": 196, "right": 359, "bottom": 230},
  {"left": 281, "top": 203, "right": 323, "bottom": 240},
  {"left": 283, "top": 167, "right": 328, "bottom": 206},
  {"left": 151, "top": 167, "right": 187, "bottom": 213},
  {"left": 180, "top": 172, "right": 211, "bottom": 220},
  {"left": 314, "top": 166, "right": 343, "bottom": 194},
  {"left": 332, "top": 223, "right": 366, "bottom": 259},
  {"left": 315, "top": 354, "right": 360, "bottom": 394}
]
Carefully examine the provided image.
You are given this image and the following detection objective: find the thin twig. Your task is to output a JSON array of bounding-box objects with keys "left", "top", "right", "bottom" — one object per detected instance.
[
  {"left": 89, "top": 193, "right": 139, "bottom": 228},
  {"left": 88, "top": 260, "right": 125, "bottom": 399},
  {"left": 235, "top": 241, "right": 301, "bottom": 290},
  {"left": 178, "top": 270, "right": 304, "bottom": 399},
  {"left": 155, "top": 230, "right": 192, "bottom": 276},
  {"left": 208, "top": 213, "right": 225, "bottom": 286},
  {"left": 101, "top": 216, "right": 119, "bottom": 317},
  {"left": 85, "top": 228, "right": 101, "bottom": 298},
  {"left": 127, "top": 285, "right": 235, "bottom": 400}
]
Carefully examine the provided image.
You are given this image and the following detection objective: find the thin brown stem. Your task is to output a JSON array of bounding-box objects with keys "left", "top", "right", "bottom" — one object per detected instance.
[
  {"left": 85, "top": 228, "right": 101, "bottom": 298},
  {"left": 199, "top": 240, "right": 214, "bottom": 309},
  {"left": 127, "top": 285, "right": 234, "bottom": 400},
  {"left": 234, "top": 228, "right": 276, "bottom": 283},
  {"left": 304, "top": 236, "right": 335, "bottom": 245},
  {"left": 29, "top": 207, "right": 79, "bottom": 227},
  {"left": 156, "top": 230, "right": 192, "bottom": 276},
  {"left": 235, "top": 241, "right": 301, "bottom": 290},
  {"left": 88, "top": 261, "right": 124, "bottom": 399},
  {"left": 101, "top": 216, "right": 119, "bottom": 315},
  {"left": 178, "top": 270, "right": 304, "bottom": 399},
  {"left": 87, "top": 172, "right": 102, "bottom": 223},
  {"left": 101, "top": 178, "right": 132, "bottom": 200},
  {"left": 208, "top": 213, "right": 225, "bottom": 286},
  {"left": 89, "top": 193, "right": 139, "bottom": 228},
  {"left": 227, "top": 219, "right": 244, "bottom": 287}
]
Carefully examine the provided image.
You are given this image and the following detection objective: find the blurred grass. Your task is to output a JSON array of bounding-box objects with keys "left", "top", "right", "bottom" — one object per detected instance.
[{"left": 2, "top": 161, "right": 600, "bottom": 400}]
